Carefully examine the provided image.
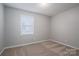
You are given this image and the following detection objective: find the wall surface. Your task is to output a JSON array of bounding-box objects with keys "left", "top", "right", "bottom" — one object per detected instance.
[
  {"left": 51, "top": 7, "right": 79, "bottom": 48},
  {"left": 4, "top": 7, "right": 50, "bottom": 47},
  {"left": 0, "top": 4, "right": 4, "bottom": 52},
  {"left": 4, "top": 5, "right": 79, "bottom": 49}
]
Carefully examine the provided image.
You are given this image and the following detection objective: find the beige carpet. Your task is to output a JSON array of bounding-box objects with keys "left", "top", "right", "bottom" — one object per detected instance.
[{"left": 1, "top": 41, "right": 78, "bottom": 56}]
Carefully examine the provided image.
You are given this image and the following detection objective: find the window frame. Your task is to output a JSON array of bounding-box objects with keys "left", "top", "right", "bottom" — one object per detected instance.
[{"left": 21, "top": 15, "right": 34, "bottom": 35}]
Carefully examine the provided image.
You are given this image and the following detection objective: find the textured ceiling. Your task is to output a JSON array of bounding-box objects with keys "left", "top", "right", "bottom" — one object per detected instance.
[{"left": 4, "top": 3, "right": 79, "bottom": 16}]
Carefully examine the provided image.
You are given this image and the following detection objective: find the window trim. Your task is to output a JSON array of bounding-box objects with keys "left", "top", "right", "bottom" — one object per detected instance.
[{"left": 21, "top": 15, "right": 34, "bottom": 35}]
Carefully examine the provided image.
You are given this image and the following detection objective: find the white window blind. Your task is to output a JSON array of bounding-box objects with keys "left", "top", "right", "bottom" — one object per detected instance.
[{"left": 21, "top": 15, "right": 34, "bottom": 35}]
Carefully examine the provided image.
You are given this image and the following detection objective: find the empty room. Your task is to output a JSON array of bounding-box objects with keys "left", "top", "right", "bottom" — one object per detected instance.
[{"left": 0, "top": 3, "right": 79, "bottom": 56}]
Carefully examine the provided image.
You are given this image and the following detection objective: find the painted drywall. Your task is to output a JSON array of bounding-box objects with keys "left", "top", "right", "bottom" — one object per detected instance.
[
  {"left": 0, "top": 4, "right": 4, "bottom": 52},
  {"left": 51, "top": 6, "right": 79, "bottom": 48},
  {"left": 4, "top": 7, "right": 50, "bottom": 47}
]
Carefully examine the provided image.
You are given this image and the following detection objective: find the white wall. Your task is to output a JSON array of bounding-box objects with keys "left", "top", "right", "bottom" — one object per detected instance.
[
  {"left": 0, "top": 4, "right": 4, "bottom": 52},
  {"left": 4, "top": 7, "right": 50, "bottom": 47},
  {"left": 51, "top": 7, "right": 79, "bottom": 48},
  {"left": 4, "top": 5, "right": 79, "bottom": 49}
]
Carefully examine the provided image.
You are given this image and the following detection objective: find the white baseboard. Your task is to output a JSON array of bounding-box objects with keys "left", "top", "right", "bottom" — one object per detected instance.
[
  {"left": 48, "top": 39, "right": 77, "bottom": 49},
  {"left": 0, "top": 40, "right": 48, "bottom": 55},
  {"left": 0, "top": 48, "right": 5, "bottom": 55},
  {"left": 4, "top": 40, "right": 49, "bottom": 50}
]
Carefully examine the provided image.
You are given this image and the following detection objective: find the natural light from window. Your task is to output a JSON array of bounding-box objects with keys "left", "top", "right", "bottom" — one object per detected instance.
[{"left": 21, "top": 15, "right": 34, "bottom": 35}]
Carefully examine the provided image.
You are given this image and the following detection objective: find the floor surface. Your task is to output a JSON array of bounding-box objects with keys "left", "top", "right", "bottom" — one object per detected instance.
[{"left": 1, "top": 41, "right": 78, "bottom": 56}]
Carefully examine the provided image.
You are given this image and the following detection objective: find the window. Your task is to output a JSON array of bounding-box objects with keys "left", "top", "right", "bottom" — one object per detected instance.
[{"left": 21, "top": 15, "right": 34, "bottom": 35}]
